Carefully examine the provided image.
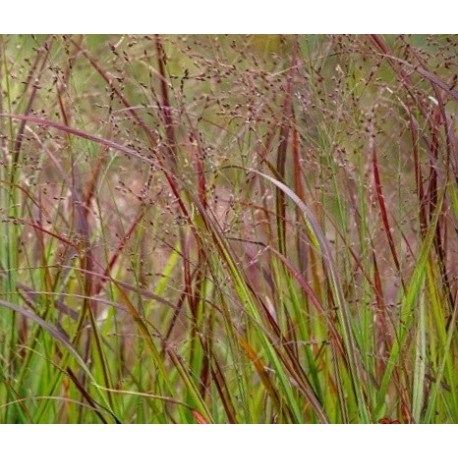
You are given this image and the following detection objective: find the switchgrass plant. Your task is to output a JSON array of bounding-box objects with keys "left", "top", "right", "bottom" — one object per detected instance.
[{"left": 0, "top": 34, "right": 457, "bottom": 423}]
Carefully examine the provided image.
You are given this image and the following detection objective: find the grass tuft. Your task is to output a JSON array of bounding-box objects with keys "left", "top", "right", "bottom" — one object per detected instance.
[{"left": 0, "top": 34, "right": 457, "bottom": 423}]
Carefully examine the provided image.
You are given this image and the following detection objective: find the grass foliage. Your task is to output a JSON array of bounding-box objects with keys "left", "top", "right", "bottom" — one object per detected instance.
[{"left": 1, "top": 34, "right": 458, "bottom": 423}]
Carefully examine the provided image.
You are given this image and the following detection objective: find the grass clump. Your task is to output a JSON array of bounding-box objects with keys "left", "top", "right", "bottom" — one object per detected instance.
[{"left": 0, "top": 34, "right": 458, "bottom": 423}]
